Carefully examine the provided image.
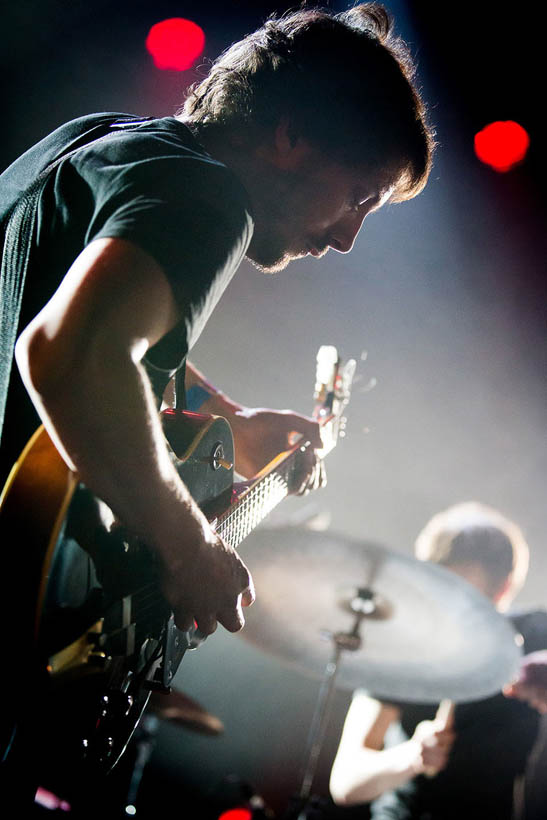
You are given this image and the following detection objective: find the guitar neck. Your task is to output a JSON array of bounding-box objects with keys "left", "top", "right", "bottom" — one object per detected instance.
[
  {"left": 215, "top": 442, "right": 303, "bottom": 550},
  {"left": 213, "top": 346, "right": 354, "bottom": 552}
]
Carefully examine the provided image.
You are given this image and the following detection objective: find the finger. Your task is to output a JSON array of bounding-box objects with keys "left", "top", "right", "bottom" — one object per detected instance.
[
  {"left": 318, "top": 460, "right": 328, "bottom": 489},
  {"left": 193, "top": 611, "right": 218, "bottom": 637},
  {"left": 286, "top": 414, "right": 324, "bottom": 450},
  {"left": 295, "top": 478, "right": 312, "bottom": 497},
  {"left": 313, "top": 460, "right": 327, "bottom": 490},
  {"left": 508, "top": 682, "right": 531, "bottom": 700},
  {"left": 237, "top": 559, "right": 254, "bottom": 603},
  {"left": 217, "top": 599, "right": 246, "bottom": 633},
  {"left": 306, "top": 461, "right": 320, "bottom": 492},
  {"left": 293, "top": 452, "right": 323, "bottom": 495},
  {"left": 527, "top": 686, "right": 547, "bottom": 707},
  {"left": 173, "top": 610, "right": 198, "bottom": 633}
]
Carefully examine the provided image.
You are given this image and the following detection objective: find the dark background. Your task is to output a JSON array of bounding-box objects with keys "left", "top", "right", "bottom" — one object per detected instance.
[{"left": 4, "top": 2, "right": 545, "bottom": 817}]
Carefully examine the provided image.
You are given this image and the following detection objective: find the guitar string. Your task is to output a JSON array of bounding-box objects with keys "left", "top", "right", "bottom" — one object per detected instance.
[
  {"left": 112, "top": 450, "right": 298, "bottom": 623},
  {"left": 124, "top": 476, "right": 290, "bottom": 623}
]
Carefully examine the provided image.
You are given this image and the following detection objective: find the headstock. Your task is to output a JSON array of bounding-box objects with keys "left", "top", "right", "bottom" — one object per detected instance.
[{"left": 313, "top": 345, "right": 356, "bottom": 458}]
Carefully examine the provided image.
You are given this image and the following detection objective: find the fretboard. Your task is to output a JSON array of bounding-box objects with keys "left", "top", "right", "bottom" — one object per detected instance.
[{"left": 215, "top": 446, "right": 301, "bottom": 550}]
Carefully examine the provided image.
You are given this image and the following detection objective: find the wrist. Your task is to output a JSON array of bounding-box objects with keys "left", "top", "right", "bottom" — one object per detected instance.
[
  {"left": 404, "top": 739, "right": 425, "bottom": 776},
  {"left": 185, "top": 383, "right": 217, "bottom": 412},
  {"left": 185, "top": 381, "right": 243, "bottom": 419},
  {"left": 146, "top": 480, "right": 215, "bottom": 562}
]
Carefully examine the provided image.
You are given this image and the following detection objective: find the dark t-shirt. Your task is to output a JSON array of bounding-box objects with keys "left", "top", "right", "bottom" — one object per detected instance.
[
  {"left": 0, "top": 112, "right": 253, "bottom": 482},
  {"left": 366, "top": 610, "right": 547, "bottom": 820}
]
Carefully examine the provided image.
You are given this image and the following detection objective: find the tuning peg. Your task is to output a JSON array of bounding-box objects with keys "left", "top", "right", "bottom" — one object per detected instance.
[{"left": 360, "top": 377, "right": 377, "bottom": 393}]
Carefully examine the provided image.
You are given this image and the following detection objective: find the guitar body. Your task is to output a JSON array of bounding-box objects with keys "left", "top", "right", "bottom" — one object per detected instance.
[{"left": 0, "top": 410, "right": 234, "bottom": 776}]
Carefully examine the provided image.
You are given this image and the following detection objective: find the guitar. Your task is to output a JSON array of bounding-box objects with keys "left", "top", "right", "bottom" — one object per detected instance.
[{"left": 0, "top": 346, "right": 354, "bottom": 775}]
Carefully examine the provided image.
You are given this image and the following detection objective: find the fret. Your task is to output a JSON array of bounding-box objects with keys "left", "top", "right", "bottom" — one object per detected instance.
[
  {"left": 212, "top": 349, "right": 354, "bottom": 553},
  {"left": 216, "top": 466, "right": 291, "bottom": 550}
]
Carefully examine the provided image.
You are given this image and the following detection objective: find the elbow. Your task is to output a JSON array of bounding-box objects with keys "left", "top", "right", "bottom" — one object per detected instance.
[
  {"left": 13, "top": 326, "right": 81, "bottom": 472},
  {"left": 15, "top": 323, "right": 52, "bottom": 396},
  {"left": 329, "top": 768, "right": 355, "bottom": 807},
  {"left": 330, "top": 766, "right": 377, "bottom": 807},
  {"left": 15, "top": 319, "right": 79, "bottom": 403},
  {"left": 329, "top": 786, "right": 350, "bottom": 807}
]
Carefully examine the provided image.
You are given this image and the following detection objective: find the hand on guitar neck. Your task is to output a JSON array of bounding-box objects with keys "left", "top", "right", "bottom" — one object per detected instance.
[
  {"left": 182, "top": 360, "right": 326, "bottom": 491},
  {"left": 224, "top": 405, "right": 326, "bottom": 492},
  {"left": 157, "top": 400, "right": 325, "bottom": 635}
]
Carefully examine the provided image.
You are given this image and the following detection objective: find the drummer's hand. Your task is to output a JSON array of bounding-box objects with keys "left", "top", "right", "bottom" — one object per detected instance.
[
  {"left": 228, "top": 406, "right": 326, "bottom": 492},
  {"left": 411, "top": 719, "right": 455, "bottom": 776},
  {"left": 503, "top": 650, "right": 547, "bottom": 714}
]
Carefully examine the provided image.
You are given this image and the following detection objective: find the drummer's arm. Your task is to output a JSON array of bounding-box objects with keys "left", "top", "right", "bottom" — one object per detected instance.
[{"left": 329, "top": 692, "right": 452, "bottom": 806}]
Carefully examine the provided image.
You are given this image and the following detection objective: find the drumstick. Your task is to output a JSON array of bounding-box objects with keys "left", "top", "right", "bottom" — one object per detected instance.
[
  {"left": 435, "top": 698, "right": 455, "bottom": 730},
  {"left": 424, "top": 699, "right": 455, "bottom": 777}
]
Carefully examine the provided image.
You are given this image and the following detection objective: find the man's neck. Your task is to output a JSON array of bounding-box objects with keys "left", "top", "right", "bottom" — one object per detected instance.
[{"left": 178, "top": 117, "right": 268, "bottom": 217}]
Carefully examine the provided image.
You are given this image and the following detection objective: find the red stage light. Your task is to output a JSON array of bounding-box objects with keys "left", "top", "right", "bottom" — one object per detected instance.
[
  {"left": 145, "top": 18, "right": 205, "bottom": 71},
  {"left": 217, "top": 810, "right": 253, "bottom": 820},
  {"left": 474, "top": 121, "right": 530, "bottom": 172}
]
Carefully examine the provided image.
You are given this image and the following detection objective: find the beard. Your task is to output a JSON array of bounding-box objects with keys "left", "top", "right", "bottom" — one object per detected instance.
[
  {"left": 245, "top": 205, "right": 312, "bottom": 273},
  {"left": 245, "top": 244, "right": 291, "bottom": 274},
  {"left": 244, "top": 226, "right": 295, "bottom": 273},
  {"left": 243, "top": 158, "right": 328, "bottom": 272}
]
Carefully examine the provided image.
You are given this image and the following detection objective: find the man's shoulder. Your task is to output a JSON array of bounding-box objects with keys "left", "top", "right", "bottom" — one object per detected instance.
[
  {"left": 72, "top": 116, "right": 250, "bottom": 214},
  {"left": 67, "top": 114, "right": 207, "bottom": 168},
  {"left": 0, "top": 113, "right": 147, "bottom": 217}
]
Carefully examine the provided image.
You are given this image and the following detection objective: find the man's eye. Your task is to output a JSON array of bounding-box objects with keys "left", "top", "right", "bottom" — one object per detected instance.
[{"left": 349, "top": 194, "right": 373, "bottom": 213}]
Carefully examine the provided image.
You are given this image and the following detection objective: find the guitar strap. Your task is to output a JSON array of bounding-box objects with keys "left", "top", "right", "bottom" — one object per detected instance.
[
  {"left": 1, "top": 176, "right": 45, "bottom": 440},
  {"left": 174, "top": 360, "right": 187, "bottom": 411}
]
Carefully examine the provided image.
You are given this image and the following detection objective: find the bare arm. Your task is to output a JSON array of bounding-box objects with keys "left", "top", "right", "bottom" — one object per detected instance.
[
  {"left": 15, "top": 237, "right": 253, "bottom": 635},
  {"left": 329, "top": 693, "right": 454, "bottom": 806}
]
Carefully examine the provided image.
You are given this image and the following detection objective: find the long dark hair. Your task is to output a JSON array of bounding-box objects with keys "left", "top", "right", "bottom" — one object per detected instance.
[{"left": 183, "top": 3, "right": 435, "bottom": 201}]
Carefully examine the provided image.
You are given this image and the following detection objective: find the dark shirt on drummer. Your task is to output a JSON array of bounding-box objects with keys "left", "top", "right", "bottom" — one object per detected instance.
[{"left": 367, "top": 610, "right": 547, "bottom": 820}]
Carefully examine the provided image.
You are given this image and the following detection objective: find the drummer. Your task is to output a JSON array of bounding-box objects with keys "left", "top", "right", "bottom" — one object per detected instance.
[{"left": 329, "top": 501, "right": 547, "bottom": 820}]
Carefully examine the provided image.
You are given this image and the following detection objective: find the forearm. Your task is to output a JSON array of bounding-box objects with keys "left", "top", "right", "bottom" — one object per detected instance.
[
  {"left": 184, "top": 361, "right": 323, "bottom": 484},
  {"left": 330, "top": 742, "right": 421, "bottom": 806},
  {"left": 16, "top": 330, "right": 211, "bottom": 566},
  {"left": 185, "top": 361, "right": 242, "bottom": 417},
  {"left": 13, "top": 238, "right": 254, "bottom": 636}
]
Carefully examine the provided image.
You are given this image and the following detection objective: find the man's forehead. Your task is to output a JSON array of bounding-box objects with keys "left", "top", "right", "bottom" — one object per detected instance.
[{"left": 351, "top": 163, "right": 397, "bottom": 202}]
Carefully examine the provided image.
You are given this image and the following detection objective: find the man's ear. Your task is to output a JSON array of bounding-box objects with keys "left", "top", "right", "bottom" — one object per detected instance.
[
  {"left": 492, "top": 575, "right": 514, "bottom": 611},
  {"left": 269, "top": 118, "right": 314, "bottom": 170}
]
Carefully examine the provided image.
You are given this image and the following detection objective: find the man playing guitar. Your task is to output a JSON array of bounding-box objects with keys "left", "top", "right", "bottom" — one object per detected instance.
[{"left": 0, "top": 3, "right": 433, "bottom": 802}]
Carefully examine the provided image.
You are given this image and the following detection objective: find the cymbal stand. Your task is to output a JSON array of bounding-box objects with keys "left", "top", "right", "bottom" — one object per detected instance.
[
  {"left": 284, "top": 588, "right": 376, "bottom": 819},
  {"left": 123, "top": 714, "right": 160, "bottom": 815}
]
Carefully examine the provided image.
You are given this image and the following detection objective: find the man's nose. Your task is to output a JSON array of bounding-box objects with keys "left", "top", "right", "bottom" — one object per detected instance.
[{"left": 328, "top": 211, "right": 367, "bottom": 254}]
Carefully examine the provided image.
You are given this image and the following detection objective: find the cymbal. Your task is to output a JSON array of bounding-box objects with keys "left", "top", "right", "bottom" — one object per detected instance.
[
  {"left": 239, "top": 527, "right": 522, "bottom": 703},
  {"left": 148, "top": 690, "right": 224, "bottom": 735}
]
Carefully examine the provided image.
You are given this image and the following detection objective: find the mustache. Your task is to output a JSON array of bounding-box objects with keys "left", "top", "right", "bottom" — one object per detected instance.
[{"left": 308, "top": 241, "right": 329, "bottom": 258}]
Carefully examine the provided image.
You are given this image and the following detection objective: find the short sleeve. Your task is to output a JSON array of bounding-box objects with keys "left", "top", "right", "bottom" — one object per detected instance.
[{"left": 68, "top": 133, "right": 253, "bottom": 359}]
